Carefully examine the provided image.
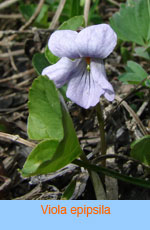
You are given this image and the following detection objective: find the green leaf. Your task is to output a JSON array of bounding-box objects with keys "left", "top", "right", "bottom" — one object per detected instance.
[
  {"left": 34, "top": 103, "right": 82, "bottom": 175},
  {"left": 59, "top": 85, "right": 69, "bottom": 101},
  {"left": 61, "top": 179, "right": 76, "bottom": 200},
  {"left": 20, "top": 4, "right": 49, "bottom": 28},
  {"left": 0, "top": 123, "right": 7, "bottom": 132},
  {"left": 70, "top": 0, "right": 80, "bottom": 17},
  {"left": 127, "top": 61, "right": 147, "bottom": 77},
  {"left": 59, "top": 0, "right": 83, "bottom": 22},
  {"left": 45, "top": 0, "right": 55, "bottom": 4},
  {"left": 22, "top": 99, "right": 82, "bottom": 177},
  {"left": 88, "top": 0, "right": 102, "bottom": 24},
  {"left": 110, "top": 0, "right": 150, "bottom": 46},
  {"left": 120, "top": 47, "right": 132, "bottom": 63},
  {"left": 119, "top": 61, "right": 148, "bottom": 84},
  {"left": 45, "top": 16, "right": 84, "bottom": 64},
  {"left": 32, "top": 53, "right": 50, "bottom": 75},
  {"left": 21, "top": 140, "right": 59, "bottom": 176},
  {"left": 131, "top": 136, "right": 150, "bottom": 166},
  {"left": 28, "top": 76, "right": 64, "bottom": 141},
  {"left": 45, "top": 45, "right": 59, "bottom": 65},
  {"left": 135, "top": 47, "right": 150, "bottom": 60},
  {"left": 58, "top": 15, "right": 84, "bottom": 30}
]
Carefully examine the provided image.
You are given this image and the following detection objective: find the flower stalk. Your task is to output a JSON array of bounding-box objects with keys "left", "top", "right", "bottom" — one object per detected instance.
[{"left": 96, "top": 102, "right": 107, "bottom": 167}]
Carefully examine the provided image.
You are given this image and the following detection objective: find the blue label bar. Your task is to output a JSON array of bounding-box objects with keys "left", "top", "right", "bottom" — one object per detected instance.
[{"left": 0, "top": 201, "right": 149, "bottom": 230}]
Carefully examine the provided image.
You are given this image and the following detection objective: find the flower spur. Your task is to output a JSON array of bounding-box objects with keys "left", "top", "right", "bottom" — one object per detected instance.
[{"left": 42, "top": 24, "right": 117, "bottom": 109}]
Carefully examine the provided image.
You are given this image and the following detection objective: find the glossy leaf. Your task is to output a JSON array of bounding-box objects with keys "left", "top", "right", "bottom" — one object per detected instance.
[
  {"left": 131, "top": 136, "right": 150, "bottom": 166},
  {"left": 110, "top": 0, "right": 150, "bottom": 46},
  {"left": 32, "top": 53, "right": 50, "bottom": 75},
  {"left": 28, "top": 76, "right": 64, "bottom": 141}
]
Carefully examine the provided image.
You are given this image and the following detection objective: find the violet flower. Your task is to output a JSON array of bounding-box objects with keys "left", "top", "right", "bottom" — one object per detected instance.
[{"left": 42, "top": 24, "right": 117, "bottom": 109}]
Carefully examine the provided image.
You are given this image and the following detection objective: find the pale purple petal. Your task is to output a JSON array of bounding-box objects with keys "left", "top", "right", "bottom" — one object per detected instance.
[
  {"left": 42, "top": 57, "right": 81, "bottom": 88},
  {"left": 48, "top": 30, "right": 80, "bottom": 58},
  {"left": 90, "top": 58, "right": 115, "bottom": 101},
  {"left": 66, "top": 60, "right": 105, "bottom": 109},
  {"left": 76, "top": 24, "right": 117, "bottom": 59}
]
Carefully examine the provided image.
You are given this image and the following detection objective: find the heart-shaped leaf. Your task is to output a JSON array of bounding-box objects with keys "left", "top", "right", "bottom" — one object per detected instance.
[
  {"left": 22, "top": 98, "right": 82, "bottom": 177},
  {"left": 28, "top": 76, "right": 64, "bottom": 141}
]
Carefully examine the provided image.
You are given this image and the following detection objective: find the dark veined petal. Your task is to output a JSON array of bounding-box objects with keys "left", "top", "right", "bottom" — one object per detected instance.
[
  {"left": 42, "top": 57, "right": 81, "bottom": 88},
  {"left": 66, "top": 59, "right": 105, "bottom": 109},
  {"left": 48, "top": 30, "right": 80, "bottom": 58},
  {"left": 90, "top": 58, "right": 115, "bottom": 101},
  {"left": 76, "top": 24, "right": 117, "bottom": 59}
]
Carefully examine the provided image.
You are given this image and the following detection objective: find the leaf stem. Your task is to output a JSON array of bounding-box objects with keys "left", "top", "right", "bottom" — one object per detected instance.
[
  {"left": 80, "top": 152, "right": 106, "bottom": 200},
  {"left": 73, "top": 159, "right": 150, "bottom": 189}
]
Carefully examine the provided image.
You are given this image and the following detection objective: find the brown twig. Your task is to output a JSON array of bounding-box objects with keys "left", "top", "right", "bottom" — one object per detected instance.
[
  {"left": 0, "top": 132, "right": 36, "bottom": 148},
  {"left": 7, "top": 43, "right": 18, "bottom": 71},
  {"left": 8, "top": 0, "right": 45, "bottom": 41},
  {"left": 117, "top": 76, "right": 150, "bottom": 106},
  {"left": 49, "top": 0, "right": 67, "bottom": 29},
  {"left": 0, "top": 29, "right": 54, "bottom": 36},
  {"left": 0, "top": 0, "right": 19, "bottom": 10},
  {"left": 137, "top": 101, "right": 149, "bottom": 117},
  {"left": 84, "top": 0, "right": 91, "bottom": 27},
  {"left": 115, "top": 95, "right": 148, "bottom": 136},
  {"left": 0, "top": 69, "right": 35, "bottom": 84},
  {"left": 107, "top": 0, "right": 120, "bottom": 7},
  {"left": 0, "top": 49, "right": 24, "bottom": 59},
  {"left": 14, "top": 184, "right": 42, "bottom": 200},
  {"left": 105, "top": 76, "right": 150, "bottom": 126},
  {"left": 0, "top": 14, "right": 22, "bottom": 19},
  {"left": 0, "top": 104, "right": 27, "bottom": 114},
  {"left": 17, "top": 78, "right": 32, "bottom": 87},
  {"left": 0, "top": 176, "right": 11, "bottom": 192},
  {"left": 19, "top": 0, "right": 45, "bottom": 32}
]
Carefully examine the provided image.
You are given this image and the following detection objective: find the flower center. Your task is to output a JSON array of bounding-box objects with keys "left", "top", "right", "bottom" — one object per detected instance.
[
  {"left": 85, "top": 57, "right": 90, "bottom": 71},
  {"left": 85, "top": 57, "right": 90, "bottom": 65}
]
